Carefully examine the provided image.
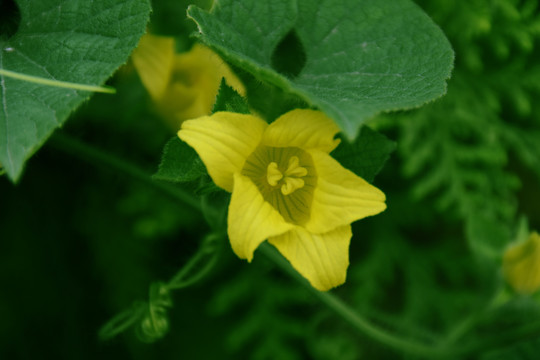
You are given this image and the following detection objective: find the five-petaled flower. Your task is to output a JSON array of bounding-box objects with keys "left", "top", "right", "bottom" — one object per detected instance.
[
  {"left": 132, "top": 34, "right": 244, "bottom": 128},
  {"left": 178, "top": 109, "right": 386, "bottom": 290},
  {"left": 503, "top": 231, "right": 540, "bottom": 294}
]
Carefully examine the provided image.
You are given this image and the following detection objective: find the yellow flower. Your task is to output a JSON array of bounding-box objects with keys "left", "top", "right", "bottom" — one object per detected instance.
[
  {"left": 503, "top": 231, "right": 540, "bottom": 294},
  {"left": 132, "top": 34, "right": 245, "bottom": 129},
  {"left": 178, "top": 109, "right": 386, "bottom": 290}
]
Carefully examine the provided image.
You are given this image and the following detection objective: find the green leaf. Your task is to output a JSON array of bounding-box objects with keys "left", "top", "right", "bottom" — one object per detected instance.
[
  {"left": 0, "top": 0, "right": 151, "bottom": 181},
  {"left": 188, "top": 0, "right": 454, "bottom": 138},
  {"left": 155, "top": 81, "right": 251, "bottom": 185},
  {"left": 212, "top": 78, "right": 250, "bottom": 114},
  {"left": 234, "top": 66, "right": 309, "bottom": 123},
  {"left": 331, "top": 126, "right": 396, "bottom": 183},
  {"left": 153, "top": 137, "right": 206, "bottom": 183}
]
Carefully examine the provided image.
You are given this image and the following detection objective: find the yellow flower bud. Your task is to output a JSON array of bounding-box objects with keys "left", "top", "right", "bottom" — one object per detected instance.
[
  {"left": 503, "top": 231, "right": 540, "bottom": 294},
  {"left": 132, "top": 34, "right": 245, "bottom": 130}
]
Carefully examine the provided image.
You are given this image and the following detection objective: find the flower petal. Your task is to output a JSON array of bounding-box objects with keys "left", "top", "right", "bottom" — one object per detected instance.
[
  {"left": 228, "top": 173, "right": 294, "bottom": 261},
  {"left": 269, "top": 225, "right": 352, "bottom": 291},
  {"left": 503, "top": 232, "right": 540, "bottom": 294},
  {"left": 174, "top": 44, "right": 246, "bottom": 97},
  {"left": 305, "top": 150, "right": 386, "bottom": 234},
  {"left": 132, "top": 34, "right": 175, "bottom": 100},
  {"left": 178, "top": 112, "right": 267, "bottom": 192},
  {"left": 262, "top": 109, "right": 341, "bottom": 153}
]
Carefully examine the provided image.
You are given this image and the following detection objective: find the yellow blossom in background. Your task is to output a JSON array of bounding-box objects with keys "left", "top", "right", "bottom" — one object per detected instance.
[
  {"left": 178, "top": 109, "right": 386, "bottom": 291},
  {"left": 503, "top": 231, "right": 540, "bottom": 294},
  {"left": 132, "top": 34, "right": 245, "bottom": 129}
]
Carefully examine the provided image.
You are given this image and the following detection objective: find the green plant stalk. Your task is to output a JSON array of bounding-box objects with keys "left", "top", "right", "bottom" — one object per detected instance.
[
  {"left": 258, "top": 243, "right": 451, "bottom": 359},
  {"left": 166, "top": 232, "right": 224, "bottom": 290},
  {"left": 98, "top": 302, "right": 146, "bottom": 340},
  {"left": 442, "top": 286, "right": 512, "bottom": 346},
  {"left": 456, "top": 319, "right": 540, "bottom": 355},
  {"left": 52, "top": 133, "right": 540, "bottom": 357},
  {"left": 98, "top": 234, "right": 221, "bottom": 340},
  {"left": 0, "top": 68, "right": 116, "bottom": 93},
  {"left": 50, "top": 132, "right": 201, "bottom": 211}
]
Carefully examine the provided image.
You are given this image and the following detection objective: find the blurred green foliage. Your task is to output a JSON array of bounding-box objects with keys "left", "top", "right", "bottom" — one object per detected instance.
[
  {"left": 394, "top": 0, "right": 540, "bottom": 257},
  {"left": 2, "top": 0, "right": 540, "bottom": 359}
]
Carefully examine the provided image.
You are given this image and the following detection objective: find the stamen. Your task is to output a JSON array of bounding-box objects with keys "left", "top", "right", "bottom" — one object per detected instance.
[
  {"left": 285, "top": 156, "right": 308, "bottom": 177},
  {"left": 281, "top": 177, "right": 305, "bottom": 195},
  {"left": 267, "top": 162, "right": 283, "bottom": 186}
]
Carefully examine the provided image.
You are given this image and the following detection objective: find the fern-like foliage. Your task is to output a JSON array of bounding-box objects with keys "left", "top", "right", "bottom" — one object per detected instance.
[
  {"left": 417, "top": 0, "right": 540, "bottom": 72},
  {"left": 395, "top": 0, "right": 540, "bottom": 256},
  {"left": 208, "top": 259, "right": 315, "bottom": 360}
]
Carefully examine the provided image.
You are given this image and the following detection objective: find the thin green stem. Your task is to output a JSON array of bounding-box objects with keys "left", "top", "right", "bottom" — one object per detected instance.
[
  {"left": 259, "top": 243, "right": 451, "bottom": 359},
  {"left": 50, "top": 132, "right": 201, "bottom": 212},
  {"left": 455, "top": 319, "right": 540, "bottom": 356},
  {"left": 98, "top": 232, "right": 221, "bottom": 340},
  {"left": 442, "top": 312, "right": 483, "bottom": 347},
  {"left": 442, "top": 287, "right": 511, "bottom": 346},
  {"left": 99, "top": 302, "right": 146, "bottom": 340},
  {"left": 0, "top": 68, "right": 115, "bottom": 93},
  {"left": 166, "top": 232, "right": 223, "bottom": 290},
  {"left": 167, "top": 249, "right": 209, "bottom": 288},
  {"left": 167, "top": 253, "right": 219, "bottom": 290}
]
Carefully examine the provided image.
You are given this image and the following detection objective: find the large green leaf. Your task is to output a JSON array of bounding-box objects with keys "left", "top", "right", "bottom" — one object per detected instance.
[
  {"left": 188, "top": 0, "right": 454, "bottom": 139},
  {"left": 0, "top": 0, "right": 151, "bottom": 181},
  {"left": 154, "top": 79, "right": 249, "bottom": 184}
]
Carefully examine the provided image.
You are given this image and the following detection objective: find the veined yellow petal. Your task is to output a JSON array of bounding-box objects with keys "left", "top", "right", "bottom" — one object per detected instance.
[
  {"left": 262, "top": 109, "right": 341, "bottom": 153},
  {"left": 305, "top": 150, "right": 386, "bottom": 234},
  {"left": 229, "top": 173, "right": 294, "bottom": 261},
  {"left": 178, "top": 113, "right": 267, "bottom": 192},
  {"left": 132, "top": 34, "right": 175, "bottom": 100},
  {"left": 269, "top": 225, "right": 352, "bottom": 291}
]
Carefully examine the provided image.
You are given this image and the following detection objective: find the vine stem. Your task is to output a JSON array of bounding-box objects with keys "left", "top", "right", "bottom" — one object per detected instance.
[
  {"left": 0, "top": 68, "right": 115, "bottom": 93},
  {"left": 166, "top": 232, "right": 223, "bottom": 290},
  {"left": 258, "top": 243, "right": 451, "bottom": 359},
  {"left": 98, "top": 302, "right": 146, "bottom": 340},
  {"left": 49, "top": 132, "right": 201, "bottom": 212},
  {"left": 51, "top": 132, "right": 540, "bottom": 358},
  {"left": 441, "top": 286, "right": 512, "bottom": 346}
]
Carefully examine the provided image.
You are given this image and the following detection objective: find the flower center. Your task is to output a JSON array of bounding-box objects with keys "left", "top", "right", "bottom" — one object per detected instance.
[
  {"left": 242, "top": 146, "right": 316, "bottom": 225},
  {"left": 266, "top": 156, "right": 308, "bottom": 195}
]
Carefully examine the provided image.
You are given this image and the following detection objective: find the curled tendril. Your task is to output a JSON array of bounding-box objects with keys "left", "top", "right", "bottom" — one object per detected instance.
[
  {"left": 98, "top": 301, "right": 146, "bottom": 341},
  {"left": 98, "top": 232, "right": 224, "bottom": 342},
  {"left": 137, "top": 282, "right": 173, "bottom": 342}
]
